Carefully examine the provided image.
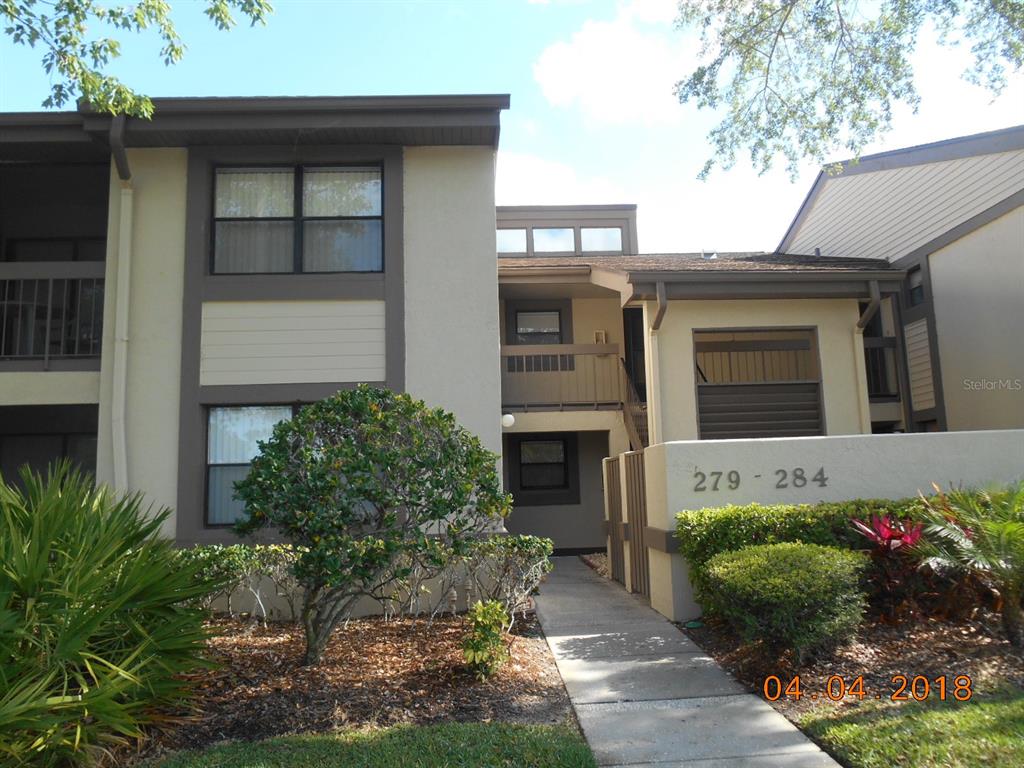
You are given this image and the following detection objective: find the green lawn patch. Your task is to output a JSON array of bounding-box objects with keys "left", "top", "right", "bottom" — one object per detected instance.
[
  {"left": 801, "top": 688, "right": 1024, "bottom": 768},
  {"left": 153, "top": 722, "right": 596, "bottom": 768}
]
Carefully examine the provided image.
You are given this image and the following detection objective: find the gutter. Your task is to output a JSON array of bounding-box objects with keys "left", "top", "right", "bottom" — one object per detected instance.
[
  {"left": 856, "top": 280, "right": 881, "bottom": 329},
  {"left": 651, "top": 282, "right": 667, "bottom": 331},
  {"left": 852, "top": 280, "right": 881, "bottom": 434},
  {"left": 109, "top": 115, "right": 133, "bottom": 489}
]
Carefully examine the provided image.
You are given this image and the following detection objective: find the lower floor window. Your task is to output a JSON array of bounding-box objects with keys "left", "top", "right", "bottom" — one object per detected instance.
[
  {"left": 206, "top": 405, "right": 293, "bottom": 526},
  {"left": 519, "top": 439, "right": 569, "bottom": 489},
  {"left": 504, "top": 432, "right": 580, "bottom": 506}
]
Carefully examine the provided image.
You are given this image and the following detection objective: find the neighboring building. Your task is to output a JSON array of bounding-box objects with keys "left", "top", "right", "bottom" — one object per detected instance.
[
  {"left": 779, "top": 125, "right": 1024, "bottom": 433},
  {"left": 1, "top": 98, "right": 1017, "bottom": 555},
  {"left": 0, "top": 96, "right": 507, "bottom": 543}
]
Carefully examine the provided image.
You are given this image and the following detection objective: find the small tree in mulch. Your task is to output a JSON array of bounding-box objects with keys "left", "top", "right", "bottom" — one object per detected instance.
[{"left": 234, "top": 385, "right": 511, "bottom": 665}]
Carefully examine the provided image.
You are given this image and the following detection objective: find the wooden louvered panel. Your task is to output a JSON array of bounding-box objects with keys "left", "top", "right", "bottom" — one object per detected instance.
[
  {"left": 904, "top": 319, "right": 936, "bottom": 411},
  {"left": 698, "top": 383, "right": 823, "bottom": 440}
]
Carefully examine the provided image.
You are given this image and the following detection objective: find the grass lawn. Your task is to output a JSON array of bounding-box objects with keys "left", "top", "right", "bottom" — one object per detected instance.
[
  {"left": 801, "top": 689, "right": 1024, "bottom": 768},
  {"left": 153, "top": 722, "right": 596, "bottom": 768}
]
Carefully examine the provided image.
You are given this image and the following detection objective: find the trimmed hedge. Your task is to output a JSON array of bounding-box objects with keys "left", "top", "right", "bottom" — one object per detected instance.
[
  {"left": 675, "top": 498, "right": 925, "bottom": 600},
  {"left": 705, "top": 543, "right": 867, "bottom": 659}
]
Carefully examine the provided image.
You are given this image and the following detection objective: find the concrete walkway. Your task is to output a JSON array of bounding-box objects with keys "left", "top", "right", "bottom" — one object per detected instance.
[{"left": 535, "top": 557, "right": 839, "bottom": 767}]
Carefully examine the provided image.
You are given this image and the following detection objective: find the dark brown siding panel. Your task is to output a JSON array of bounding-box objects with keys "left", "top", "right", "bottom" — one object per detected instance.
[
  {"left": 697, "top": 383, "right": 824, "bottom": 439},
  {"left": 604, "top": 457, "right": 625, "bottom": 585}
]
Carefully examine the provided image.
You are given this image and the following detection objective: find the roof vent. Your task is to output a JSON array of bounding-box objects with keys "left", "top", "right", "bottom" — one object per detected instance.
[{"left": 701, "top": 249, "right": 718, "bottom": 260}]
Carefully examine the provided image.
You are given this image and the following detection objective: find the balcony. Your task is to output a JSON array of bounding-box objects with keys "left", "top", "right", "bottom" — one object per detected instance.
[
  {"left": 0, "top": 263, "right": 105, "bottom": 370},
  {"left": 864, "top": 337, "right": 900, "bottom": 400},
  {"left": 500, "top": 343, "right": 648, "bottom": 448}
]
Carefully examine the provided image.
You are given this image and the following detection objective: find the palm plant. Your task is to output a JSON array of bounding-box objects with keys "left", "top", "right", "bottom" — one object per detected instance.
[
  {"left": 916, "top": 482, "right": 1024, "bottom": 647},
  {"left": 0, "top": 462, "right": 221, "bottom": 766}
]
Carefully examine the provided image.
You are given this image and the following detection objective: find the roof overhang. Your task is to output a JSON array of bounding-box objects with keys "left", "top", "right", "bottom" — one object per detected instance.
[
  {"left": 0, "top": 94, "right": 511, "bottom": 162},
  {"left": 500, "top": 263, "right": 905, "bottom": 304}
]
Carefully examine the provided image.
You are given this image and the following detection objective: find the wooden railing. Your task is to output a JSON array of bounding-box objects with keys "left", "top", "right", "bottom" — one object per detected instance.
[
  {"left": 618, "top": 357, "right": 649, "bottom": 449},
  {"left": 501, "top": 343, "right": 623, "bottom": 411},
  {"left": 0, "top": 262, "right": 105, "bottom": 365}
]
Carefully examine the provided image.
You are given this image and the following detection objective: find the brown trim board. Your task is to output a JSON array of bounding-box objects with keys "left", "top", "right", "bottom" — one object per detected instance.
[
  {"left": 176, "top": 144, "right": 405, "bottom": 545},
  {"left": 644, "top": 525, "right": 678, "bottom": 553}
]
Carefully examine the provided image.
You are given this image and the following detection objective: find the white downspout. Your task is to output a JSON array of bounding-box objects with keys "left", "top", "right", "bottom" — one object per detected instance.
[
  {"left": 112, "top": 181, "right": 133, "bottom": 489},
  {"left": 109, "top": 115, "right": 133, "bottom": 490}
]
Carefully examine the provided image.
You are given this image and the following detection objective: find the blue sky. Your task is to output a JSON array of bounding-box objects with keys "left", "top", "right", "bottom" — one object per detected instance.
[{"left": 2, "top": 0, "right": 1022, "bottom": 252}]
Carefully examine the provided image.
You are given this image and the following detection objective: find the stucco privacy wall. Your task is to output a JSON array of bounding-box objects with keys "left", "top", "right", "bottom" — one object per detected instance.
[
  {"left": 403, "top": 146, "right": 501, "bottom": 453},
  {"left": 643, "top": 430, "right": 1024, "bottom": 621},
  {"left": 645, "top": 298, "right": 870, "bottom": 443},
  {"left": 929, "top": 205, "right": 1024, "bottom": 430},
  {"left": 199, "top": 300, "right": 386, "bottom": 386},
  {"left": 96, "top": 150, "right": 186, "bottom": 537},
  {"left": 0, "top": 372, "right": 100, "bottom": 405}
]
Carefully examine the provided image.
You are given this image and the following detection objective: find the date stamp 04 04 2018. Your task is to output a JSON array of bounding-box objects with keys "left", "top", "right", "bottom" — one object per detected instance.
[{"left": 763, "top": 675, "right": 975, "bottom": 703}]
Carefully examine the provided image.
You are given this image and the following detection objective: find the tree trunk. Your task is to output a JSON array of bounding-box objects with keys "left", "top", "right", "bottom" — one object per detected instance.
[
  {"left": 1002, "top": 589, "right": 1024, "bottom": 648},
  {"left": 301, "top": 590, "right": 353, "bottom": 665}
]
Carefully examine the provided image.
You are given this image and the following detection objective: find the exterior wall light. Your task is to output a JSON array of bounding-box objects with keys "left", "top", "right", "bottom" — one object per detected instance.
[{"left": 501, "top": 413, "right": 516, "bottom": 428}]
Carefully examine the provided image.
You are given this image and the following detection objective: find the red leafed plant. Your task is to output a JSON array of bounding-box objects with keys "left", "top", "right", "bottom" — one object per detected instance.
[
  {"left": 852, "top": 514, "right": 927, "bottom": 621},
  {"left": 852, "top": 514, "right": 924, "bottom": 552}
]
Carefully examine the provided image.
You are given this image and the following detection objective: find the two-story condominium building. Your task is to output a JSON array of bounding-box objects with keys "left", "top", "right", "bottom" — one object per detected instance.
[
  {"left": 0, "top": 96, "right": 508, "bottom": 542},
  {"left": 2, "top": 97, "right": 1017, "bottom": 556}
]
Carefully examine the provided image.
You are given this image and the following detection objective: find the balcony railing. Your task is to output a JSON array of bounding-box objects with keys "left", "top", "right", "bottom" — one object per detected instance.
[
  {"left": 864, "top": 337, "right": 900, "bottom": 400},
  {"left": 501, "top": 343, "right": 624, "bottom": 410},
  {"left": 0, "top": 262, "right": 105, "bottom": 367}
]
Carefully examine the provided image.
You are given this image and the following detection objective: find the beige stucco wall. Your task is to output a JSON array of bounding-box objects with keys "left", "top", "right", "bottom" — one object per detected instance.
[
  {"left": 0, "top": 372, "right": 100, "bottom": 405},
  {"left": 571, "top": 298, "right": 623, "bottom": 346},
  {"left": 403, "top": 147, "right": 501, "bottom": 453},
  {"left": 644, "top": 298, "right": 870, "bottom": 442},
  {"left": 930, "top": 204, "right": 1024, "bottom": 430},
  {"left": 199, "top": 300, "right": 386, "bottom": 386},
  {"left": 644, "top": 429, "right": 1024, "bottom": 621},
  {"left": 96, "top": 149, "right": 186, "bottom": 536}
]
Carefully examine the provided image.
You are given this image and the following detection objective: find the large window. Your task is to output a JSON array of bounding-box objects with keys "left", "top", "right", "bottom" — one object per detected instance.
[
  {"left": 206, "top": 405, "right": 293, "bottom": 525},
  {"left": 213, "top": 166, "right": 383, "bottom": 274},
  {"left": 496, "top": 228, "right": 527, "bottom": 254},
  {"left": 515, "top": 310, "right": 562, "bottom": 345},
  {"left": 580, "top": 227, "right": 622, "bottom": 253}
]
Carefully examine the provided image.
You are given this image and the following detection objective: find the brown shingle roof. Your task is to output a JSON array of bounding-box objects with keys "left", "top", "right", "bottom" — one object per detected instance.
[{"left": 498, "top": 252, "right": 894, "bottom": 274}]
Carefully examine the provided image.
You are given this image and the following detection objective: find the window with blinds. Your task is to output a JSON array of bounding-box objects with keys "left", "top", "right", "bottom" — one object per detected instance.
[{"left": 212, "top": 166, "right": 383, "bottom": 274}]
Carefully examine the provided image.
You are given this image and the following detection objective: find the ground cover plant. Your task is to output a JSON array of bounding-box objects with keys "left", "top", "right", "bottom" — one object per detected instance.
[
  {"left": 234, "top": 385, "right": 511, "bottom": 664},
  {"left": 151, "top": 722, "right": 597, "bottom": 768},
  {"left": 0, "top": 464, "right": 220, "bottom": 767}
]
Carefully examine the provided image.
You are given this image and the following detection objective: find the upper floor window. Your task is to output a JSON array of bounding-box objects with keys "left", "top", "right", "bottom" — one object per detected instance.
[
  {"left": 907, "top": 266, "right": 925, "bottom": 306},
  {"left": 581, "top": 227, "right": 622, "bottom": 253},
  {"left": 515, "top": 310, "right": 562, "bottom": 345},
  {"left": 213, "top": 166, "right": 382, "bottom": 274},
  {"left": 533, "top": 227, "right": 575, "bottom": 253},
  {"left": 497, "top": 228, "right": 527, "bottom": 254}
]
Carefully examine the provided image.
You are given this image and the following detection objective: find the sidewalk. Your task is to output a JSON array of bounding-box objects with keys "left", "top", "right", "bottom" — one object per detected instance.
[{"left": 535, "top": 556, "right": 839, "bottom": 767}]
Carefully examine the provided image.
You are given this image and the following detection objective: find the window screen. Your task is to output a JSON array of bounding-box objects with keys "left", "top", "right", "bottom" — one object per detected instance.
[{"left": 515, "top": 310, "right": 562, "bottom": 345}]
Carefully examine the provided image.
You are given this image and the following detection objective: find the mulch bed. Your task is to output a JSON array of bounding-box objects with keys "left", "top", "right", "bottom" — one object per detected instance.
[
  {"left": 580, "top": 553, "right": 610, "bottom": 580},
  {"left": 137, "top": 613, "right": 572, "bottom": 762},
  {"left": 683, "top": 611, "right": 1024, "bottom": 721}
]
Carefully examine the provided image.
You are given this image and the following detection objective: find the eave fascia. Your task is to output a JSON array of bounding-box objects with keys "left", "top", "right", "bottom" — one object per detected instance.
[{"left": 626, "top": 271, "right": 905, "bottom": 301}]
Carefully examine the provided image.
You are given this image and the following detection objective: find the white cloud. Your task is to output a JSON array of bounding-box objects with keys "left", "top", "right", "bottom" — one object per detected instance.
[
  {"left": 533, "top": 0, "right": 693, "bottom": 126},
  {"left": 496, "top": 151, "right": 627, "bottom": 205}
]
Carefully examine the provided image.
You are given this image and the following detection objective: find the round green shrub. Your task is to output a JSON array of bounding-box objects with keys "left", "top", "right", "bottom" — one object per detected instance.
[{"left": 704, "top": 542, "right": 867, "bottom": 660}]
